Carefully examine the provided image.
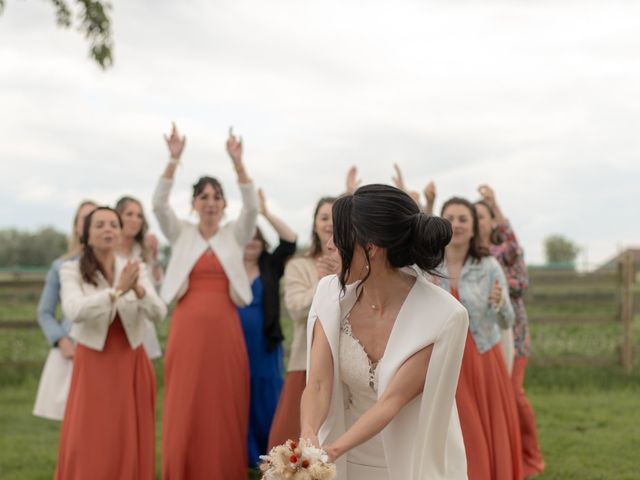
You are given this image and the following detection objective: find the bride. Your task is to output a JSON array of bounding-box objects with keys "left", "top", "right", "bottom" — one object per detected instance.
[{"left": 300, "top": 184, "right": 469, "bottom": 480}]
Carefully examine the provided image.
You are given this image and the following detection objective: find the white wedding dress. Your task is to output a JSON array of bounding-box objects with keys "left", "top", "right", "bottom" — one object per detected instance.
[{"left": 339, "top": 315, "right": 389, "bottom": 480}]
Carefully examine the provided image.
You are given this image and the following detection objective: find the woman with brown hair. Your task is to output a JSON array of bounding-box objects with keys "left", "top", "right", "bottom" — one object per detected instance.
[
  {"left": 436, "top": 196, "right": 522, "bottom": 480},
  {"left": 154, "top": 124, "right": 258, "bottom": 478},
  {"left": 56, "top": 206, "right": 166, "bottom": 479},
  {"left": 115, "top": 195, "right": 163, "bottom": 359}
]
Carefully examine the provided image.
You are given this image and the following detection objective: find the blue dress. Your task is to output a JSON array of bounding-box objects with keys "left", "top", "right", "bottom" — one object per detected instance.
[{"left": 238, "top": 277, "right": 285, "bottom": 467}]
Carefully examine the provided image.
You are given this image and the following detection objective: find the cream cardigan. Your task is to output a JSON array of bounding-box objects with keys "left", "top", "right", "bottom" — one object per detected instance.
[
  {"left": 283, "top": 256, "right": 319, "bottom": 372},
  {"left": 307, "top": 270, "right": 469, "bottom": 479},
  {"left": 60, "top": 256, "right": 167, "bottom": 351},
  {"left": 152, "top": 176, "right": 258, "bottom": 307}
]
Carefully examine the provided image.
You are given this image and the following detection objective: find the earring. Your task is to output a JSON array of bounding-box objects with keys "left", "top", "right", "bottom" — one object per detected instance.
[{"left": 365, "top": 264, "right": 370, "bottom": 270}]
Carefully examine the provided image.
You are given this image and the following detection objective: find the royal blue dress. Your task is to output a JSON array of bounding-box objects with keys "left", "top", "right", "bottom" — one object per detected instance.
[{"left": 238, "top": 277, "right": 285, "bottom": 467}]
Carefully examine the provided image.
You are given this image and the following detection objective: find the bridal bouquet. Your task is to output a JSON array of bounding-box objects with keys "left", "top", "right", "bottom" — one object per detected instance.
[{"left": 259, "top": 438, "right": 337, "bottom": 480}]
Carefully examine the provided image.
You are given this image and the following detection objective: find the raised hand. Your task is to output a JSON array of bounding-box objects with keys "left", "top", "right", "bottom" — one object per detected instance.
[
  {"left": 478, "top": 184, "right": 496, "bottom": 208},
  {"left": 257, "top": 188, "right": 268, "bottom": 216},
  {"left": 489, "top": 279, "right": 502, "bottom": 307},
  {"left": 346, "top": 166, "right": 361, "bottom": 194},
  {"left": 226, "top": 127, "right": 243, "bottom": 169},
  {"left": 164, "top": 122, "right": 186, "bottom": 160},
  {"left": 391, "top": 163, "right": 406, "bottom": 191},
  {"left": 117, "top": 260, "right": 141, "bottom": 293},
  {"left": 424, "top": 181, "right": 436, "bottom": 204}
]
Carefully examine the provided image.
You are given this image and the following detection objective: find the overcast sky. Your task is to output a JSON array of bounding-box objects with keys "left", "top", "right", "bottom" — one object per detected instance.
[{"left": 1, "top": 0, "right": 639, "bottom": 267}]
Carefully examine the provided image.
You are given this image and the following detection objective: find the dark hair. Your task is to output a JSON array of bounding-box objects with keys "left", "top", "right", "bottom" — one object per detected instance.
[
  {"left": 473, "top": 200, "right": 502, "bottom": 246},
  {"left": 192, "top": 176, "right": 225, "bottom": 204},
  {"left": 309, "top": 196, "right": 337, "bottom": 258},
  {"left": 80, "top": 207, "right": 123, "bottom": 286},
  {"left": 332, "top": 184, "right": 452, "bottom": 291},
  {"left": 441, "top": 196, "right": 490, "bottom": 262},
  {"left": 253, "top": 226, "right": 269, "bottom": 252},
  {"left": 115, "top": 196, "right": 151, "bottom": 261}
]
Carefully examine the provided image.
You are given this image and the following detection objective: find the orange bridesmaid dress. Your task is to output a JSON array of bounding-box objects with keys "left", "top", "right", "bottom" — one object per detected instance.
[
  {"left": 55, "top": 316, "right": 156, "bottom": 480},
  {"left": 162, "top": 251, "right": 249, "bottom": 479},
  {"left": 452, "top": 288, "right": 523, "bottom": 480}
]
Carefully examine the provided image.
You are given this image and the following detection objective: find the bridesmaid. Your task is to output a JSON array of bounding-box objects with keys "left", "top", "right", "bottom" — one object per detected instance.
[
  {"left": 238, "top": 188, "right": 297, "bottom": 467},
  {"left": 154, "top": 124, "right": 258, "bottom": 479},
  {"left": 268, "top": 195, "right": 338, "bottom": 449},
  {"left": 475, "top": 184, "right": 545, "bottom": 478},
  {"left": 115, "top": 195, "right": 163, "bottom": 360},
  {"left": 435, "top": 196, "right": 522, "bottom": 480},
  {"left": 56, "top": 207, "right": 166, "bottom": 479}
]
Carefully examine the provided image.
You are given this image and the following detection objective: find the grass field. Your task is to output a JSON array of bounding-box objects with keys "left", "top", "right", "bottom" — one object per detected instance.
[{"left": 1, "top": 273, "right": 639, "bottom": 479}]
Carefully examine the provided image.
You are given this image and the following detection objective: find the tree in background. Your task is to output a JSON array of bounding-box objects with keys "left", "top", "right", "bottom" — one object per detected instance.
[
  {"left": 544, "top": 234, "right": 580, "bottom": 265},
  {"left": 0, "top": 0, "right": 113, "bottom": 69},
  {"left": 0, "top": 228, "right": 68, "bottom": 268}
]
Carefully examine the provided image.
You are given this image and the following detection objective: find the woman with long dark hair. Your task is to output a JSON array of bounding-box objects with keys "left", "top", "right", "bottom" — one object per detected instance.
[
  {"left": 436, "top": 196, "right": 522, "bottom": 480},
  {"left": 300, "top": 184, "right": 469, "bottom": 479},
  {"left": 56, "top": 207, "right": 166, "bottom": 479},
  {"left": 154, "top": 123, "right": 258, "bottom": 478}
]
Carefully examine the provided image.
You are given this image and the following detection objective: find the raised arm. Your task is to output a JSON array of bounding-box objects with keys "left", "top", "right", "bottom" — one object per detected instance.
[
  {"left": 227, "top": 128, "right": 259, "bottom": 245},
  {"left": 392, "top": 163, "right": 422, "bottom": 208},
  {"left": 478, "top": 184, "right": 523, "bottom": 266},
  {"left": 300, "top": 319, "right": 334, "bottom": 447},
  {"left": 345, "top": 166, "right": 362, "bottom": 195},
  {"left": 323, "top": 343, "right": 434, "bottom": 462},
  {"left": 259, "top": 188, "right": 297, "bottom": 243},
  {"left": 423, "top": 181, "right": 437, "bottom": 215},
  {"left": 153, "top": 123, "right": 187, "bottom": 243}
]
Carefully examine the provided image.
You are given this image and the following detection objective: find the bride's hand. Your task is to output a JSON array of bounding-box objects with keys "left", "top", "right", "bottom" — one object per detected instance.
[
  {"left": 300, "top": 430, "right": 320, "bottom": 448},
  {"left": 322, "top": 444, "right": 339, "bottom": 463}
]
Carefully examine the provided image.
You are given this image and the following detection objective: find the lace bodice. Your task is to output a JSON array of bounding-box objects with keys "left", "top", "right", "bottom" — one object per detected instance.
[{"left": 339, "top": 315, "right": 387, "bottom": 468}]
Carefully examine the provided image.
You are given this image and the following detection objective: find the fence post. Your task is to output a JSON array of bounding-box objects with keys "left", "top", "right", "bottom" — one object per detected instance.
[{"left": 621, "top": 250, "right": 634, "bottom": 374}]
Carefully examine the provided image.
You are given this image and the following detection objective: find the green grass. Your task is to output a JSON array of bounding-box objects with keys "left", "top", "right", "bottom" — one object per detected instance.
[{"left": 1, "top": 285, "right": 639, "bottom": 479}]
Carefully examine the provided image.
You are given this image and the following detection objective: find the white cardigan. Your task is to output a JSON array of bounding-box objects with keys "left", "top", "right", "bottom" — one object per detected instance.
[
  {"left": 307, "top": 270, "right": 469, "bottom": 480},
  {"left": 152, "top": 176, "right": 258, "bottom": 307},
  {"left": 60, "top": 256, "right": 167, "bottom": 351}
]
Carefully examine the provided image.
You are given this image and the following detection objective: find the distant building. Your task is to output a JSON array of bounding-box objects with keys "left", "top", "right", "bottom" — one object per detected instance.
[{"left": 596, "top": 248, "right": 640, "bottom": 273}]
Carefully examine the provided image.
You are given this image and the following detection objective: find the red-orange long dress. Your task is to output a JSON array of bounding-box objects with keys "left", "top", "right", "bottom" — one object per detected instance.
[
  {"left": 162, "top": 251, "right": 249, "bottom": 479},
  {"left": 55, "top": 316, "right": 156, "bottom": 480},
  {"left": 452, "top": 288, "right": 523, "bottom": 480}
]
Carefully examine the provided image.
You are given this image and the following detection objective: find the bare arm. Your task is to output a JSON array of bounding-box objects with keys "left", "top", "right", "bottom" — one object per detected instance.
[
  {"left": 259, "top": 188, "right": 297, "bottom": 243},
  {"left": 300, "top": 320, "right": 334, "bottom": 446},
  {"left": 324, "top": 343, "right": 434, "bottom": 461},
  {"left": 162, "top": 122, "right": 186, "bottom": 180}
]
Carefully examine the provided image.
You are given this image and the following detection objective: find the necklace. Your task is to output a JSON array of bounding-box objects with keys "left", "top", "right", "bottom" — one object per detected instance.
[{"left": 360, "top": 291, "right": 389, "bottom": 311}]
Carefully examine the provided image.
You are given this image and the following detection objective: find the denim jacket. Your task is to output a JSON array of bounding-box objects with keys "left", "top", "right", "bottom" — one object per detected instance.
[
  {"left": 37, "top": 258, "right": 73, "bottom": 346},
  {"left": 435, "top": 256, "right": 515, "bottom": 354}
]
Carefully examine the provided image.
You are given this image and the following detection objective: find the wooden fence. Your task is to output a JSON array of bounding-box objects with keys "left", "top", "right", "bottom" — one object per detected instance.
[{"left": 1, "top": 257, "right": 638, "bottom": 371}]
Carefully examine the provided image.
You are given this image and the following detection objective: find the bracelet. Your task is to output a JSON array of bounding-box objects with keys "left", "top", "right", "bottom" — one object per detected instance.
[{"left": 169, "top": 157, "right": 180, "bottom": 166}]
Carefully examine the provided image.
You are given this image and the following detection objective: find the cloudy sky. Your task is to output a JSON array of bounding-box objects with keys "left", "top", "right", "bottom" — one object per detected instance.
[{"left": 1, "top": 0, "right": 639, "bottom": 267}]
